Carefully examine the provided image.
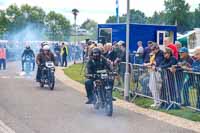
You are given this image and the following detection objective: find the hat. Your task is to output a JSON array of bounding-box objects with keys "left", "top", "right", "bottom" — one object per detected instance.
[
  {"left": 117, "top": 40, "right": 125, "bottom": 45},
  {"left": 43, "top": 45, "right": 50, "bottom": 50},
  {"left": 179, "top": 47, "right": 188, "bottom": 53}
]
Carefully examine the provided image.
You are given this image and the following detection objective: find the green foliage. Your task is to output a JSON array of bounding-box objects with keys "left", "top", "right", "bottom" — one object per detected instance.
[
  {"left": 45, "top": 11, "right": 71, "bottom": 41},
  {"left": 106, "top": 9, "right": 147, "bottom": 24},
  {"left": 81, "top": 19, "right": 98, "bottom": 40},
  {"left": 0, "top": 4, "right": 71, "bottom": 40},
  {"left": 194, "top": 4, "right": 200, "bottom": 28},
  {"left": 164, "top": 0, "right": 190, "bottom": 32},
  {"left": 106, "top": 1, "right": 200, "bottom": 33},
  {"left": 147, "top": 11, "right": 166, "bottom": 25}
]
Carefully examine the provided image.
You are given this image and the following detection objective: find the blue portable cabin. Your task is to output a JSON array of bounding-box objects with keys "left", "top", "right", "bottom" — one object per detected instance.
[{"left": 98, "top": 23, "right": 177, "bottom": 51}]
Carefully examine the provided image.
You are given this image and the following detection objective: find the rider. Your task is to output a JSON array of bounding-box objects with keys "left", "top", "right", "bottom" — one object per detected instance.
[
  {"left": 36, "top": 44, "right": 55, "bottom": 82},
  {"left": 21, "top": 44, "right": 35, "bottom": 71},
  {"left": 85, "top": 47, "right": 112, "bottom": 104}
]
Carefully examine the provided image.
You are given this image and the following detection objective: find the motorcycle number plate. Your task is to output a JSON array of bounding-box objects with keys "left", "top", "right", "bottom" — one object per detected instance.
[{"left": 46, "top": 62, "right": 54, "bottom": 68}]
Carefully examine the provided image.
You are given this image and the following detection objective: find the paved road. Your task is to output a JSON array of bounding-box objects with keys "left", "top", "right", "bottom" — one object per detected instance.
[{"left": 0, "top": 62, "right": 196, "bottom": 133}]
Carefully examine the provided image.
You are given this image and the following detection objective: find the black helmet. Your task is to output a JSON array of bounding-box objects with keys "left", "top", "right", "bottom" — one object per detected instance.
[{"left": 92, "top": 47, "right": 101, "bottom": 60}]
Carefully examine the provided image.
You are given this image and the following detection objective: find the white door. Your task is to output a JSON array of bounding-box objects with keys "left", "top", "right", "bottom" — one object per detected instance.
[{"left": 157, "top": 31, "right": 166, "bottom": 50}]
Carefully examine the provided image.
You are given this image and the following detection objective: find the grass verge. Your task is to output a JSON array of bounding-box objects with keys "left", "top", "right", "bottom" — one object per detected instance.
[{"left": 63, "top": 63, "right": 200, "bottom": 122}]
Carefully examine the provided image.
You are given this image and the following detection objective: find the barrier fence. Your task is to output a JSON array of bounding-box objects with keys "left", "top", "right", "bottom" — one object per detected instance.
[{"left": 114, "top": 62, "right": 200, "bottom": 112}]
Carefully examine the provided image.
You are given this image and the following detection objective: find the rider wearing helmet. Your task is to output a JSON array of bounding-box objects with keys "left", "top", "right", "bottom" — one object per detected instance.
[
  {"left": 85, "top": 47, "right": 112, "bottom": 104},
  {"left": 21, "top": 44, "right": 35, "bottom": 71},
  {"left": 36, "top": 44, "right": 55, "bottom": 82}
]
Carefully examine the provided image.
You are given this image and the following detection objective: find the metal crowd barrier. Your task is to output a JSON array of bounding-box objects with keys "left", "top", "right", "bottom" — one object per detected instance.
[
  {"left": 113, "top": 62, "right": 133, "bottom": 93},
  {"left": 120, "top": 63, "right": 200, "bottom": 111},
  {"left": 130, "top": 64, "right": 170, "bottom": 108}
]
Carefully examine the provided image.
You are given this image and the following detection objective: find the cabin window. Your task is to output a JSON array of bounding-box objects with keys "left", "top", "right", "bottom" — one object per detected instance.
[{"left": 99, "top": 28, "right": 112, "bottom": 44}]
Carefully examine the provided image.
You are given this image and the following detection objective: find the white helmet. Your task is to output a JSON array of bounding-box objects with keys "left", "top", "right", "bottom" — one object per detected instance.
[
  {"left": 25, "top": 44, "right": 30, "bottom": 49},
  {"left": 43, "top": 45, "right": 50, "bottom": 51}
]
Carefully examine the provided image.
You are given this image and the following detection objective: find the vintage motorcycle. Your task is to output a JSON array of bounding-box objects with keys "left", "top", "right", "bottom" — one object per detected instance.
[
  {"left": 40, "top": 61, "right": 55, "bottom": 90},
  {"left": 86, "top": 70, "right": 117, "bottom": 116}
]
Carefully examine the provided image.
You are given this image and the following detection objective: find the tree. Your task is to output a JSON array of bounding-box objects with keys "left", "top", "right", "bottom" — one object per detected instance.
[
  {"left": 194, "top": 4, "right": 200, "bottom": 28},
  {"left": 20, "top": 4, "right": 46, "bottom": 25},
  {"left": 147, "top": 11, "right": 166, "bottom": 25},
  {"left": 6, "top": 4, "right": 22, "bottom": 33},
  {"left": 45, "top": 11, "right": 71, "bottom": 41},
  {"left": 0, "top": 10, "right": 9, "bottom": 38},
  {"left": 164, "top": 0, "right": 190, "bottom": 32},
  {"left": 106, "top": 9, "right": 147, "bottom": 24},
  {"left": 81, "top": 19, "right": 98, "bottom": 39},
  {"left": 129, "top": 9, "right": 147, "bottom": 23}
]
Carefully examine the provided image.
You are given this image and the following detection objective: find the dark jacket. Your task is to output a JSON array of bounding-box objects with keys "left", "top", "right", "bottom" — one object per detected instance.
[
  {"left": 159, "top": 56, "right": 177, "bottom": 69},
  {"left": 143, "top": 47, "right": 151, "bottom": 63},
  {"left": 104, "top": 50, "right": 117, "bottom": 62},
  {"left": 22, "top": 49, "right": 35, "bottom": 58},
  {"left": 36, "top": 51, "right": 55, "bottom": 65},
  {"left": 86, "top": 58, "right": 111, "bottom": 75},
  {"left": 155, "top": 50, "right": 164, "bottom": 67}
]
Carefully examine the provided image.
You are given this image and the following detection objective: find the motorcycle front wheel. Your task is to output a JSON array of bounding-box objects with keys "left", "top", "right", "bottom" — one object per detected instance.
[
  {"left": 40, "top": 81, "right": 44, "bottom": 88},
  {"left": 105, "top": 90, "right": 113, "bottom": 117},
  {"left": 48, "top": 72, "right": 55, "bottom": 90}
]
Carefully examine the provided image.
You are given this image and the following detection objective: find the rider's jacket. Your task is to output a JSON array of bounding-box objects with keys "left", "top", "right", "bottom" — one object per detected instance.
[
  {"left": 36, "top": 51, "right": 55, "bottom": 65},
  {"left": 22, "top": 49, "right": 35, "bottom": 59},
  {"left": 86, "top": 57, "right": 111, "bottom": 76}
]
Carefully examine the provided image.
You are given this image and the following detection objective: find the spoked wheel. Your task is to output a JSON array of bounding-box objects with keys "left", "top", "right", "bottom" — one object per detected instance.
[
  {"left": 105, "top": 90, "right": 113, "bottom": 117},
  {"left": 93, "top": 95, "right": 99, "bottom": 110},
  {"left": 40, "top": 81, "right": 44, "bottom": 88},
  {"left": 48, "top": 74, "right": 55, "bottom": 90}
]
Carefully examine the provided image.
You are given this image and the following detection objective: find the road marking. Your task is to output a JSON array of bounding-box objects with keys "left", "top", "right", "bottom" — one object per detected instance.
[
  {"left": 0, "top": 76, "right": 10, "bottom": 79},
  {"left": 0, "top": 120, "right": 15, "bottom": 133}
]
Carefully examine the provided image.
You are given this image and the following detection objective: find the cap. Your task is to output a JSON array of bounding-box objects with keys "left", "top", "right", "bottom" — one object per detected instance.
[{"left": 179, "top": 47, "right": 188, "bottom": 53}]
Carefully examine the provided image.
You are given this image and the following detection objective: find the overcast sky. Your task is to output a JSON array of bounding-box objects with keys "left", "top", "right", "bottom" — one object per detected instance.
[{"left": 0, "top": 0, "right": 199, "bottom": 24}]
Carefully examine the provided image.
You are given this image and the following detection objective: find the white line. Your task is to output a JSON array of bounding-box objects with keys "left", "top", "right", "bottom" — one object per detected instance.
[
  {"left": 0, "top": 120, "right": 15, "bottom": 133},
  {"left": 0, "top": 76, "right": 10, "bottom": 79}
]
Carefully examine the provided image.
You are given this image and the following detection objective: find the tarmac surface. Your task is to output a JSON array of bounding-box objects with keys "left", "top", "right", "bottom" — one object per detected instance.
[{"left": 0, "top": 62, "right": 197, "bottom": 133}]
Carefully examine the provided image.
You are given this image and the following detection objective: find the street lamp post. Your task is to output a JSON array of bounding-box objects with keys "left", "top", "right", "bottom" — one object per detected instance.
[
  {"left": 116, "top": 0, "right": 119, "bottom": 23},
  {"left": 124, "top": 0, "right": 130, "bottom": 101}
]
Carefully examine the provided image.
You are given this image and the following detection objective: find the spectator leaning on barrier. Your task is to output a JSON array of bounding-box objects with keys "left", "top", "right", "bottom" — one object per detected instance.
[
  {"left": 183, "top": 48, "right": 200, "bottom": 109},
  {"left": 159, "top": 48, "right": 178, "bottom": 109},
  {"left": 159, "top": 48, "right": 177, "bottom": 69},
  {"left": 143, "top": 43, "right": 164, "bottom": 108},
  {"left": 61, "top": 42, "right": 69, "bottom": 67},
  {"left": 192, "top": 48, "right": 200, "bottom": 109},
  {"left": 164, "top": 37, "right": 178, "bottom": 60},
  {"left": 171, "top": 47, "right": 194, "bottom": 106}
]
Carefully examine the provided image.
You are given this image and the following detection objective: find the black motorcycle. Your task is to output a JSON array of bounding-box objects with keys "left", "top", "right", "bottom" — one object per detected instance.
[
  {"left": 86, "top": 70, "right": 116, "bottom": 116},
  {"left": 40, "top": 61, "right": 55, "bottom": 90}
]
